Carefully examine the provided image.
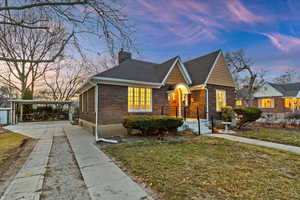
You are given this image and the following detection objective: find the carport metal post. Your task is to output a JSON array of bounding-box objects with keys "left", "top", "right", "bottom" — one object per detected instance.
[{"left": 20, "top": 103, "right": 23, "bottom": 122}]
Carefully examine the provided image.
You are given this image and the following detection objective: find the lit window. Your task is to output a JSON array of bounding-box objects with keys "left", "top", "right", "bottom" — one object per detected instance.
[
  {"left": 216, "top": 90, "right": 226, "bottom": 112},
  {"left": 236, "top": 100, "right": 242, "bottom": 106},
  {"left": 128, "top": 87, "right": 152, "bottom": 112},
  {"left": 285, "top": 98, "right": 300, "bottom": 110},
  {"left": 258, "top": 98, "right": 274, "bottom": 108}
]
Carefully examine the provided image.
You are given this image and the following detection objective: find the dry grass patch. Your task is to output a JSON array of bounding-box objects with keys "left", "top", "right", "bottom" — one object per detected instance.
[
  {"left": 0, "top": 132, "right": 28, "bottom": 164},
  {"left": 103, "top": 136, "right": 300, "bottom": 200},
  {"left": 236, "top": 128, "right": 300, "bottom": 147}
]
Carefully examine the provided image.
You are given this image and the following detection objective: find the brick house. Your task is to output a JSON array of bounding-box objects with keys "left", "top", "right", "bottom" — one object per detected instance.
[
  {"left": 253, "top": 82, "right": 300, "bottom": 118},
  {"left": 77, "top": 49, "right": 235, "bottom": 136}
]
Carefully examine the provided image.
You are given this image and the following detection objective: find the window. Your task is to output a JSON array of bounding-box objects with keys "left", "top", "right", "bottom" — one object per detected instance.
[
  {"left": 128, "top": 87, "right": 152, "bottom": 112},
  {"left": 216, "top": 90, "right": 226, "bottom": 112},
  {"left": 258, "top": 98, "right": 274, "bottom": 108},
  {"left": 285, "top": 98, "right": 300, "bottom": 110},
  {"left": 236, "top": 100, "right": 242, "bottom": 106}
]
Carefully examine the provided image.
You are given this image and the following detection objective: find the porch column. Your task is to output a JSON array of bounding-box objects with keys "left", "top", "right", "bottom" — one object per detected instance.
[{"left": 10, "top": 101, "right": 13, "bottom": 124}]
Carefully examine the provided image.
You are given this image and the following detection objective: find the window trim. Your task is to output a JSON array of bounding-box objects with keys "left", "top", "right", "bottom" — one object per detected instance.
[
  {"left": 128, "top": 87, "right": 152, "bottom": 113},
  {"left": 216, "top": 89, "right": 226, "bottom": 112}
]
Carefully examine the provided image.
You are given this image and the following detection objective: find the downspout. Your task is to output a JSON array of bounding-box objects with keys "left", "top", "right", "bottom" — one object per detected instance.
[
  {"left": 205, "top": 87, "right": 209, "bottom": 120},
  {"left": 94, "top": 83, "right": 118, "bottom": 144}
]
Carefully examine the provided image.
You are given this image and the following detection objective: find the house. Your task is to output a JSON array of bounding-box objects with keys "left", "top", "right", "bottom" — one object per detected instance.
[
  {"left": 235, "top": 87, "right": 249, "bottom": 107},
  {"left": 253, "top": 82, "right": 300, "bottom": 118},
  {"left": 77, "top": 49, "right": 235, "bottom": 136}
]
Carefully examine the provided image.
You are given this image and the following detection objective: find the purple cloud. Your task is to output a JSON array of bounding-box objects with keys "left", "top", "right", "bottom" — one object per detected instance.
[
  {"left": 225, "top": 0, "right": 265, "bottom": 23},
  {"left": 261, "top": 32, "right": 300, "bottom": 52}
]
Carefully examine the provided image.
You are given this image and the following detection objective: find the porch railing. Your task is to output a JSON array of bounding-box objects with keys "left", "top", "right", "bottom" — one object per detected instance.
[
  {"left": 160, "top": 105, "right": 206, "bottom": 120},
  {"left": 160, "top": 105, "right": 214, "bottom": 134}
]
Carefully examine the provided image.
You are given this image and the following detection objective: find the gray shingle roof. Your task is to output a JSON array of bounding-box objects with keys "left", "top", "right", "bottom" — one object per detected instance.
[
  {"left": 94, "top": 59, "right": 159, "bottom": 83},
  {"left": 93, "top": 50, "right": 221, "bottom": 85},
  {"left": 269, "top": 82, "right": 300, "bottom": 97},
  {"left": 184, "top": 50, "right": 220, "bottom": 85}
]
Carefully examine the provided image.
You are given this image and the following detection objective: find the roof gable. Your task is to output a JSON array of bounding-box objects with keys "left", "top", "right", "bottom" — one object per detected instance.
[
  {"left": 160, "top": 57, "right": 192, "bottom": 85},
  {"left": 164, "top": 63, "right": 187, "bottom": 85},
  {"left": 254, "top": 83, "right": 283, "bottom": 97},
  {"left": 206, "top": 53, "right": 235, "bottom": 87}
]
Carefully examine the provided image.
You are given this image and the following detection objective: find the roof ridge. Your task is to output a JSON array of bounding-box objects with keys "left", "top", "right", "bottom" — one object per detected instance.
[{"left": 157, "top": 56, "right": 179, "bottom": 65}]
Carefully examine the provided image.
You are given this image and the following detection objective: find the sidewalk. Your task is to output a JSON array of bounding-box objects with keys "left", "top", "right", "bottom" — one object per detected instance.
[
  {"left": 211, "top": 134, "right": 300, "bottom": 154},
  {"left": 65, "top": 126, "right": 152, "bottom": 200}
]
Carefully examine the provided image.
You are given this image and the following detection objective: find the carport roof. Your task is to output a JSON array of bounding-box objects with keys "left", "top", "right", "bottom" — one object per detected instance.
[{"left": 8, "top": 99, "right": 73, "bottom": 104}]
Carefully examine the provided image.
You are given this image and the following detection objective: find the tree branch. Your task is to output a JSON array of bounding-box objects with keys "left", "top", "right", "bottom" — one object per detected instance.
[{"left": 0, "top": 1, "right": 88, "bottom": 11}]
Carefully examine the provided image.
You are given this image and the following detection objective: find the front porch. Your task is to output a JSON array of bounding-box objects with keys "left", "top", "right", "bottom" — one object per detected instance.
[
  {"left": 162, "top": 83, "right": 212, "bottom": 134},
  {"left": 162, "top": 83, "right": 207, "bottom": 120}
]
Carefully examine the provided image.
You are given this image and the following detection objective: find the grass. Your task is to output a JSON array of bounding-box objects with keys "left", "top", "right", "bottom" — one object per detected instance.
[
  {"left": 236, "top": 128, "right": 300, "bottom": 147},
  {"left": 103, "top": 136, "right": 300, "bottom": 200},
  {"left": 0, "top": 132, "right": 28, "bottom": 164}
]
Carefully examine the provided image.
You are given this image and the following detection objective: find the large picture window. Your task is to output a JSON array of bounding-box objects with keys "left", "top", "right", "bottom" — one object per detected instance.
[
  {"left": 258, "top": 98, "right": 274, "bottom": 108},
  {"left": 216, "top": 90, "right": 226, "bottom": 112},
  {"left": 128, "top": 87, "right": 152, "bottom": 112}
]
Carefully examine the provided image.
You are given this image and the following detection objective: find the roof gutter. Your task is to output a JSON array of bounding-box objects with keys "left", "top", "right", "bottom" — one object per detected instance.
[{"left": 91, "top": 76, "right": 162, "bottom": 87}]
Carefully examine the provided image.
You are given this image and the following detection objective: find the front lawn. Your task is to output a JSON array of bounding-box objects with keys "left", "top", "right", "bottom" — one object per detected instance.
[
  {"left": 0, "top": 132, "right": 28, "bottom": 164},
  {"left": 103, "top": 136, "right": 300, "bottom": 200},
  {"left": 236, "top": 128, "right": 300, "bottom": 147}
]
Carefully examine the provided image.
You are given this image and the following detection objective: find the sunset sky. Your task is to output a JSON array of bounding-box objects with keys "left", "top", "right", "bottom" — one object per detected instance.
[{"left": 118, "top": 0, "right": 300, "bottom": 80}]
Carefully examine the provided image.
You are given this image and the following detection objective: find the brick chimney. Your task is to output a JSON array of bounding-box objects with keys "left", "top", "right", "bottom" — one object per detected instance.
[{"left": 118, "top": 48, "right": 131, "bottom": 64}]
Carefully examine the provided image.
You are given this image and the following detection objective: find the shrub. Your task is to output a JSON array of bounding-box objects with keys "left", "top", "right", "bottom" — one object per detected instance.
[
  {"left": 234, "top": 107, "right": 262, "bottom": 129},
  {"left": 123, "top": 115, "right": 184, "bottom": 135},
  {"left": 220, "top": 106, "right": 233, "bottom": 122}
]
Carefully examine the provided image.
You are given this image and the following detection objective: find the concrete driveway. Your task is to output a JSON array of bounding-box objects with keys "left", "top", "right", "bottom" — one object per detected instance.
[
  {"left": 2, "top": 121, "right": 151, "bottom": 200},
  {"left": 5, "top": 121, "right": 69, "bottom": 138}
]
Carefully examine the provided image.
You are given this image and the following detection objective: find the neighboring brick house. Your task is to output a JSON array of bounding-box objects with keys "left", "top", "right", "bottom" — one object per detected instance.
[
  {"left": 77, "top": 49, "right": 235, "bottom": 136},
  {"left": 253, "top": 82, "right": 300, "bottom": 118}
]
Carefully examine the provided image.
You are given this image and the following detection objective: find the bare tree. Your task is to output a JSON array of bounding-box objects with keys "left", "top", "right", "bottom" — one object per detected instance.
[
  {"left": 273, "top": 69, "right": 297, "bottom": 84},
  {"left": 0, "top": 0, "right": 135, "bottom": 63},
  {"left": 226, "top": 49, "right": 266, "bottom": 106},
  {"left": 0, "top": 11, "right": 69, "bottom": 98},
  {"left": 43, "top": 61, "right": 88, "bottom": 100}
]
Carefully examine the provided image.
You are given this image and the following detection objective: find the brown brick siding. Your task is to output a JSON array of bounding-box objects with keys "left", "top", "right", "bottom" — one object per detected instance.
[
  {"left": 79, "top": 83, "right": 235, "bottom": 124},
  {"left": 79, "top": 87, "right": 96, "bottom": 123},
  {"left": 207, "top": 84, "right": 235, "bottom": 119},
  {"left": 253, "top": 96, "right": 288, "bottom": 113},
  {"left": 189, "top": 90, "right": 206, "bottom": 118},
  {"left": 98, "top": 84, "right": 169, "bottom": 125}
]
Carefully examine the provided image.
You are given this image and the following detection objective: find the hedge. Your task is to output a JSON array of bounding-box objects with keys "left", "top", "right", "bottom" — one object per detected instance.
[
  {"left": 123, "top": 115, "right": 184, "bottom": 135},
  {"left": 234, "top": 107, "right": 262, "bottom": 129}
]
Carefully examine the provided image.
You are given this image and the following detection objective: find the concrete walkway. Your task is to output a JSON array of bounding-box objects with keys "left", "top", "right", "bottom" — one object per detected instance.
[
  {"left": 65, "top": 126, "right": 151, "bottom": 200},
  {"left": 2, "top": 121, "right": 151, "bottom": 200},
  {"left": 1, "top": 128, "right": 54, "bottom": 200},
  {"left": 211, "top": 134, "right": 300, "bottom": 154}
]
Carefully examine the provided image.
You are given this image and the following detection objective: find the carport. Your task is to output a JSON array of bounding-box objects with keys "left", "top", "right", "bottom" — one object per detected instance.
[{"left": 9, "top": 99, "right": 74, "bottom": 125}]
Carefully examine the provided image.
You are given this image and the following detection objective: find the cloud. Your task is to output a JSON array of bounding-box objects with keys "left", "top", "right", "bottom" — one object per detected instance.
[
  {"left": 129, "top": 0, "right": 269, "bottom": 46},
  {"left": 225, "top": 0, "right": 265, "bottom": 23},
  {"left": 261, "top": 32, "right": 300, "bottom": 52}
]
